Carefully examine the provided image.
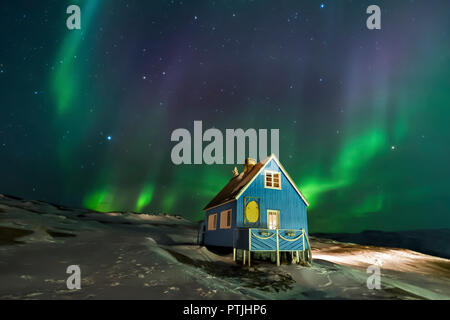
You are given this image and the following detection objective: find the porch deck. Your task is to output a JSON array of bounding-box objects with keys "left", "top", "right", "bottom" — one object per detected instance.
[{"left": 233, "top": 228, "right": 312, "bottom": 266}]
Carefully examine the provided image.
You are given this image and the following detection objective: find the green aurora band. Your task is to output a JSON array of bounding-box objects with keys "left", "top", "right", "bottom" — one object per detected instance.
[{"left": 32, "top": 0, "right": 450, "bottom": 232}]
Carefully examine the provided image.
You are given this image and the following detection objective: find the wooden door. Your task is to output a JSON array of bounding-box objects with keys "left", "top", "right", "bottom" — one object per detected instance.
[{"left": 267, "top": 210, "right": 280, "bottom": 230}]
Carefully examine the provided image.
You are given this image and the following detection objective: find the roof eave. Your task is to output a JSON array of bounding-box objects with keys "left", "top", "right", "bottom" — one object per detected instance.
[
  {"left": 203, "top": 199, "right": 236, "bottom": 211},
  {"left": 203, "top": 154, "right": 310, "bottom": 211}
]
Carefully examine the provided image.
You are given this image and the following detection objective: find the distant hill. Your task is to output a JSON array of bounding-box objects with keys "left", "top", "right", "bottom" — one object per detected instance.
[{"left": 313, "top": 229, "right": 450, "bottom": 259}]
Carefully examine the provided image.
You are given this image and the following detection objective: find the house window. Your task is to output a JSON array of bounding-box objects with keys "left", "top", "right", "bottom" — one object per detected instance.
[
  {"left": 208, "top": 213, "right": 218, "bottom": 231},
  {"left": 267, "top": 210, "right": 280, "bottom": 230},
  {"left": 220, "top": 209, "right": 232, "bottom": 229},
  {"left": 265, "top": 171, "right": 281, "bottom": 189}
]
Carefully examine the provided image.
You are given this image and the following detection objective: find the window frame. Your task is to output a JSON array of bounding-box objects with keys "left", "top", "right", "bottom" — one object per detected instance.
[
  {"left": 264, "top": 170, "right": 282, "bottom": 190},
  {"left": 220, "top": 209, "right": 232, "bottom": 229},
  {"left": 208, "top": 213, "right": 218, "bottom": 231}
]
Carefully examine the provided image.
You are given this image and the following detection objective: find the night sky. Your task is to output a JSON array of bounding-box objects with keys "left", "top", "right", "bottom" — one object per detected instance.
[{"left": 1, "top": 0, "right": 449, "bottom": 233}]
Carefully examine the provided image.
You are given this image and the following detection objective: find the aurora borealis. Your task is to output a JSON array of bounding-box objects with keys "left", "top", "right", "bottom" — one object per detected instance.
[{"left": 1, "top": 0, "right": 449, "bottom": 232}]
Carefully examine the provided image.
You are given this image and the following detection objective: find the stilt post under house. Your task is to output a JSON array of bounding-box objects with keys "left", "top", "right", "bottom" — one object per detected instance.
[{"left": 276, "top": 229, "right": 280, "bottom": 266}]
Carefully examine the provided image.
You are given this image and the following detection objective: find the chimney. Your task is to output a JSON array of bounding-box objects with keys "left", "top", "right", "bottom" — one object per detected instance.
[
  {"left": 231, "top": 167, "right": 239, "bottom": 177},
  {"left": 243, "top": 158, "right": 257, "bottom": 174}
]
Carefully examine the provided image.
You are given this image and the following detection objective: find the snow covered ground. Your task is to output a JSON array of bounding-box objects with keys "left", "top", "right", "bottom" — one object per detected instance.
[
  {"left": 313, "top": 230, "right": 450, "bottom": 259},
  {"left": 0, "top": 194, "right": 449, "bottom": 300}
]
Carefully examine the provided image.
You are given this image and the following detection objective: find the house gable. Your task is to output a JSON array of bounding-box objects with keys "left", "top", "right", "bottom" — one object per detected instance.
[
  {"left": 236, "top": 158, "right": 308, "bottom": 230},
  {"left": 236, "top": 155, "right": 309, "bottom": 207}
]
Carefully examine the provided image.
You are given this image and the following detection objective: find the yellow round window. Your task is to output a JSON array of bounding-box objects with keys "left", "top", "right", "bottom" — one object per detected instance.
[{"left": 245, "top": 201, "right": 259, "bottom": 223}]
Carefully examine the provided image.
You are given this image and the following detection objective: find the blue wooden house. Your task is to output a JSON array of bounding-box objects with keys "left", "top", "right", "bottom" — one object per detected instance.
[{"left": 202, "top": 154, "right": 311, "bottom": 266}]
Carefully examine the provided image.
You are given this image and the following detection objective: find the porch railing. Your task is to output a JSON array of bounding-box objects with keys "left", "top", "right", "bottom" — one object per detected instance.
[{"left": 233, "top": 228, "right": 312, "bottom": 266}]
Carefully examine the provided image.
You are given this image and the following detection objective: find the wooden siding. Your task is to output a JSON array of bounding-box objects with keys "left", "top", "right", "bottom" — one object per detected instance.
[
  {"left": 204, "top": 200, "right": 236, "bottom": 247},
  {"left": 236, "top": 159, "right": 309, "bottom": 234},
  {"left": 233, "top": 228, "right": 249, "bottom": 250}
]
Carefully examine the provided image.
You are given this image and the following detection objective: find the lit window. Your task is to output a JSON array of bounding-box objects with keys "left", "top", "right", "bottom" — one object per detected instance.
[
  {"left": 265, "top": 171, "right": 281, "bottom": 189},
  {"left": 267, "top": 210, "right": 280, "bottom": 230},
  {"left": 208, "top": 214, "right": 217, "bottom": 230},
  {"left": 220, "top": 210, "right": 232, "bottom": 229}
]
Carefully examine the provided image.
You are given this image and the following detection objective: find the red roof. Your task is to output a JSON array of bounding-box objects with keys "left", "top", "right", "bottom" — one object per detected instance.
[{"left": 203, "top": 157, "right": 271, "bottom": 210}]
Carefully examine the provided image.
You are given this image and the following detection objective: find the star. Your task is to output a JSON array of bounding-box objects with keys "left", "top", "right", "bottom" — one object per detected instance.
[
  {"left": 320, "top": 3, "right": 325, "bottom": 9},
  {"left": 391, "top": 146, "right": 396, "bottom": 150},
  {"left": 107, "top": 136, "right": 112, "bottom": 141}
]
